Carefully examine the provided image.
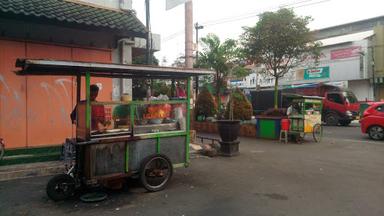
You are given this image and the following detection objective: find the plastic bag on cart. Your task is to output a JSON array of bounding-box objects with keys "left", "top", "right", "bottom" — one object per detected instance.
[{"left": 61, "top": 138, "right": 76, "bottom": 171}]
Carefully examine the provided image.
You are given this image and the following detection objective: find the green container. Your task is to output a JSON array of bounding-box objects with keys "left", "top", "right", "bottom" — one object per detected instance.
[{"left": 256, "top": 117, "right": 282, "bottom": 139}]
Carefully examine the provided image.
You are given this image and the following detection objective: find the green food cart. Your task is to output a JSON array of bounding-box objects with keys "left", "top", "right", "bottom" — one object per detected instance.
[
  {"left": 285, "top": 94, "right": 323, "bottom": 143},
  {"left": 15, "top": 59, "right": 213, "bottom": 201}
]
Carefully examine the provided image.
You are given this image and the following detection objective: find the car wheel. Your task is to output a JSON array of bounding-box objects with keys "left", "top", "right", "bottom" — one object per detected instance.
[
  {"left": 325, "top": 113, "right": 339, "bottom": 126},
  {"left": 368, "top": 126, "right": 384, "bottom": 140}
]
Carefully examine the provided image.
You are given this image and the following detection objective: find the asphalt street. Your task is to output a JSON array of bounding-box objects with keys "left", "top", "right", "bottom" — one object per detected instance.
[{"left": 1, "top": 125, "right": 383, "bottom": 216}]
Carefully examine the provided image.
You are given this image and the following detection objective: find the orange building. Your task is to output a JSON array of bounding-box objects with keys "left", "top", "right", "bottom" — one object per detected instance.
[{"left": 0, "top": 0, "right": 147, "bottom": 161}]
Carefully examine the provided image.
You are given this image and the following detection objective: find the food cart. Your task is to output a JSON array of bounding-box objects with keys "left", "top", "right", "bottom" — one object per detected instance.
[
  {"left": 285, "top": 94, "right": 323, "bottom": 143},
  {"left": 15, "top": 59, "right": 213, "bottom": 201}
]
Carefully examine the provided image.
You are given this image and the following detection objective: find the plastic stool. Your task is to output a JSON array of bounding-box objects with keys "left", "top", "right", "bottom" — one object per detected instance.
[
  {"left": 279, "top": 130, "right": 288, "bottom": 143},
  {"left": 280, "top": 119, "right": 290, "bottom": 143}
]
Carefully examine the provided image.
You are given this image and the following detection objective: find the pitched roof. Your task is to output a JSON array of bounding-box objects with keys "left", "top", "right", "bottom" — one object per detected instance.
[{"left": 0, "top": 0, "right": 147, "bottom": 37}]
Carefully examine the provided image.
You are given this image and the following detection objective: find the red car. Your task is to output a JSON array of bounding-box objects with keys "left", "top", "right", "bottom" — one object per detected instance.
[{"left": 360, "top": 102, "right": 384, "bottom": 140}]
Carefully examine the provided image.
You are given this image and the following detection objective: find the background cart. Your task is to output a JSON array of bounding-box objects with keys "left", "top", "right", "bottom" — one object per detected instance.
[{"left": 285, "top": 94, "right": 323, "bottom": 143}]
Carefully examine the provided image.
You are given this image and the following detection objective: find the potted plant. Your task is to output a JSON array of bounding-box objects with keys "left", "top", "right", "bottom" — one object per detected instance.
[
  {"left": 195, "top": 88, "right": 217, "bottom": 121},
  {"left": 217, "top": 89, "right": 252, "bottom": 156},
  {"left": 217, "top": 97, "right": 240, "bottom": 156}
]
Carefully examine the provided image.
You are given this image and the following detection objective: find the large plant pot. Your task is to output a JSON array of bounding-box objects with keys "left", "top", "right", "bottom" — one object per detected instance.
[
  {"left": 217, "top": 120, "right": 241, "bottom": 156},
  {"left": 217, "top": 120, "right": 241, "bottom": 142}
]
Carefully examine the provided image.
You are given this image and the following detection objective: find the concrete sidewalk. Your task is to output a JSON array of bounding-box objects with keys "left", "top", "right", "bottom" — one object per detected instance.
[{"left": 0, "top": 161, "right": 65, "bottom": 181}]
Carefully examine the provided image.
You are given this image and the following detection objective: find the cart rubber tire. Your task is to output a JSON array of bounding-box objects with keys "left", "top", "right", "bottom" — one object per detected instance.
[
  {"left": 339, "top": 120, "right": 351, "bottom": 126},
  {"left": 368, "top": 126, "right": 384, "bottom": 140},
  {"left": 46, "top": 174, "right": 76, "bottom": 201},
  {"left": 294, "top": 134, "right": 304, "bottom": 144},
  {"left": 139, "top": 154, "right": 173, "bottom": 192},
  {"left": 325, "top": 113, "right": 339, "bottom": 126},
  {"left": 313, "top": 124, "right": 323, "bottom": 142}
]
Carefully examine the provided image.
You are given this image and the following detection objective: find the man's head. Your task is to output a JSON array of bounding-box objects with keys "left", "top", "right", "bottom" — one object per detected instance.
[{"left": 90, "top": 84, "right": 99, "bottom": 101}]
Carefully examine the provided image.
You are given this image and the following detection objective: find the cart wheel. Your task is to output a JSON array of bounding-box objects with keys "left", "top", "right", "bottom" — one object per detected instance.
[
  {"left": 46, "top": 174, "right": 76, "bottom": 201},
  {"left": 313, "top": 124, "right": 323, "bottom": 142},
  {"left": 140, "top": 154, "right": 173, "bottom": 192},
  {"left": 294, "top": 134, "right": 304, "bottom": 144}
]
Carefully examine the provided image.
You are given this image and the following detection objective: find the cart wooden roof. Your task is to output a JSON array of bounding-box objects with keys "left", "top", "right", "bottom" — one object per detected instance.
[{"left": 15, "top": 59, "right": 214, "bottom": 78}]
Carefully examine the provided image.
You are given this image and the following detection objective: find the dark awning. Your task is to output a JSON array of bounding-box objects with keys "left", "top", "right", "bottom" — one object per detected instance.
[
  {"left": 15, "top": 59, "right": 215, "bottom": 79},
  {"left": 0, "top": 0, "right": 147, "bottom": 38}
]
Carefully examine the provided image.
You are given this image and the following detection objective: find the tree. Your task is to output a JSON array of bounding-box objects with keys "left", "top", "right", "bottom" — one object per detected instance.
[
  {"left": 197, "top": 33, "right": 248, "bottom": 111},
  {"left": 132, "top": 54, "right": 159, "bottom": 100},
  {"left": 241, "top": 8, "right": 320, "bottom": 109},
  {"left": 171, "top": 55, "right": 186, "bottom": 67},
  {"left": 195, "top": 87, "right": 217, "bottom": 119},
  {"left": 224, "top": 88, "right": 253, "bottom": 120},
  {"left": 132, "top": 54, "right": 159, "bottom": 65}
]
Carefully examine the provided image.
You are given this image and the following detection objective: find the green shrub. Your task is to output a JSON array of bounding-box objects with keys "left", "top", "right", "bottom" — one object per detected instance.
[
  {"left": 195, "top": 88, "right": 217, "bottom": 119},
  {"left": 152, "top": 81, "right": 171, "bottom": 97},
  {"left": 225, "top": 88, "right": 253, "bottom": 120}
]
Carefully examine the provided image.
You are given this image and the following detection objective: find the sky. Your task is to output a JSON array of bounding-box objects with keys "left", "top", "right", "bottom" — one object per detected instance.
[{"left": 132, "top": 0, "right": 384, "bottom": 66}]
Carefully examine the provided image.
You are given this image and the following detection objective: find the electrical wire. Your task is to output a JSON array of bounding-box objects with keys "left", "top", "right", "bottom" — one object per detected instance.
[{"left": 161, "top": 0, "right": 332, "bottom": 42}]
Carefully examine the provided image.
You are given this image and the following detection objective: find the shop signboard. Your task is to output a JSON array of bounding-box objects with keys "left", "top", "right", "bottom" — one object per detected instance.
[
  {"left": 304, "top": 66, "right": 330, "bottom": 80},
  {"left": 331, "top": 46, "right": 361, "bottom": 60}
]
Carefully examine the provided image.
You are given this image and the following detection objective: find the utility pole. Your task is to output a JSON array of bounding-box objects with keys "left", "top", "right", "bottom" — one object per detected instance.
[
  {"left": 185, "top": 0, "right": 194, "bottom": 103},
  {"left": 371, "top": 45, "right": 376, "bottom": 100},
  {"left": 185, "top": 0, "right": 193, "bottom": 68},
  {"left": 145, "top": 0, "right": 151, "bottom": 65}
]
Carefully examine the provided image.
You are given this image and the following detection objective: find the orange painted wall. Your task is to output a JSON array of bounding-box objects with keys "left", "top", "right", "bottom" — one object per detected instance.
[
  {"left": 0, "top": 39, "right": 112, "bottom": 149},
  {"left": 0, "top": 40, "right": 27, "bottom": 148}
]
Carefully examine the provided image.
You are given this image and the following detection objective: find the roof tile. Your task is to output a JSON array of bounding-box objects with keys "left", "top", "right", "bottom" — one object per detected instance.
[{"left": 0, "top": 0, "right": 147, "bottom": 37}]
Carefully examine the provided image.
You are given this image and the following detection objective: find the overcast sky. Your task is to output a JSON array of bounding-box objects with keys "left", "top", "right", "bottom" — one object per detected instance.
[{"left": 132, "top": 0, "right": 384, "bottom": 65}]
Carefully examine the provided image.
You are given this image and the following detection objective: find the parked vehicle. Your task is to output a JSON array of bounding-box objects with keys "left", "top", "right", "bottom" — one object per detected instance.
[
  {"left": 251, "top": 83, "right": 360, "bottom": 126},
  {"left": 360, "top": 102, "right": 384, "bottom": 140}
]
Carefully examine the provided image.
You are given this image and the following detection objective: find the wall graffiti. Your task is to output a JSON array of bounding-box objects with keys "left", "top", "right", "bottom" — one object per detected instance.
[
  {"left": 55, "top": 78, "right": 72, "bottom": 98},
  {"left": 0, "top": 74, "right": 10, "bottom": 92},
  {"left": 0, "top": 74, "right": 23, "bottom": 130},
  {"left": 0, "top": 75, "right": 74, "bottom": 130}
]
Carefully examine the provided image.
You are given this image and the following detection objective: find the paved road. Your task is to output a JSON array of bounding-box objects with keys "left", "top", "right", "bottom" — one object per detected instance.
[{"left": 1, "top": 125, "right": 383, "bottom": 216}]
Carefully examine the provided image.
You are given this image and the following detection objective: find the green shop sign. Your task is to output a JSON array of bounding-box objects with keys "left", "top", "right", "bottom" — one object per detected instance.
[{"left": 304, "top": 66, "right": 330, "bottom": 80}]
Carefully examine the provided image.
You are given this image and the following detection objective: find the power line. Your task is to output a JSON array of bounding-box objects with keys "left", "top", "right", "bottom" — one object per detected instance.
[
  {"left": 200, "top": 0, "right": 316, "bottom": 26},
  {"left": 161, "top": 0, "right": 332, "bottom": 42}
]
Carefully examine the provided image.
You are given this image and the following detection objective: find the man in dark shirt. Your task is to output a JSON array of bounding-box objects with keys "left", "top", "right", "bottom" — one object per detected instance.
[{"left": 70, "top": 84, "right": 106, "bottom": 131}]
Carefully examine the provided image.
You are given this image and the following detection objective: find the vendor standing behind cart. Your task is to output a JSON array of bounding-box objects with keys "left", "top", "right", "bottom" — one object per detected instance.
[
  {"left": 70, "top": 84, "right": 107, "bottom": 132},
  {"left": 286, "top": 102, "right": 301, "bottom": 116}
]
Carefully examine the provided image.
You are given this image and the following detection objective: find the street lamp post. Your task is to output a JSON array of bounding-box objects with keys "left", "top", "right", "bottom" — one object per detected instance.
[
  {"left": 195, "top": 22, "right": 204, "bottom": 62},
  {"left": 194, "top": 22, "right": 204, "bottom": 96}
]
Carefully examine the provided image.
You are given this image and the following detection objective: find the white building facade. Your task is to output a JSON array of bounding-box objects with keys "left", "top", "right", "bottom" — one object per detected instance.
[{"left": 234, "top": 30, "right": 374, "bottom": 101}]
